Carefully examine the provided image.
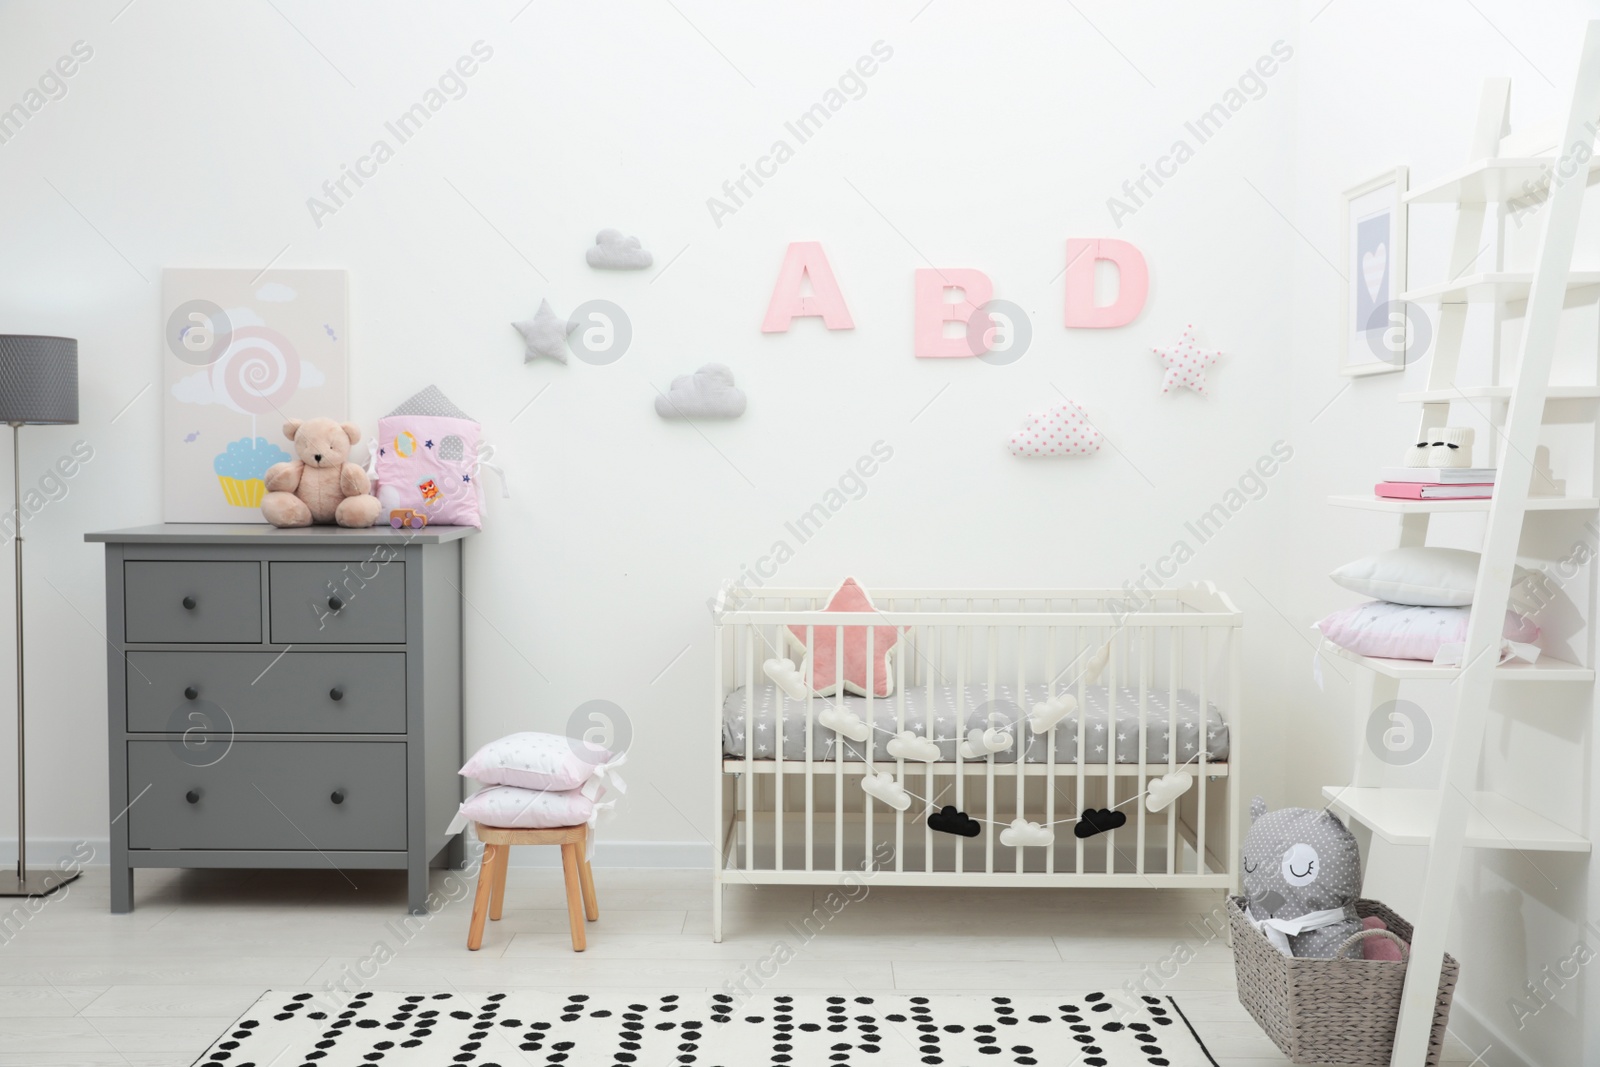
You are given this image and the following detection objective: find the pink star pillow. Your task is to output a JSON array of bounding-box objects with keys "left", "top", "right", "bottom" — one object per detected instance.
[
  {"left": 1153, "top": 324, "right": 1222, "bottom": 395},
  {"left": 784, "top": 577, "right": 899, "bottom": 697},
  {"left": 1008, "top": 399, "right": 1103, "bottom": 457}
]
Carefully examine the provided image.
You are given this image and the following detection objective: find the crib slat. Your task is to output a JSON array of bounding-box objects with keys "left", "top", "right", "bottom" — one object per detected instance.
[
  {"left": 985, "top": 626, "right": 996, "bottom": 876},
  {"left": 924, "top": 622, "right": 936, "bottom": 876},
  {"left": 835, "top": 622, "right": 845, "bottom": 874},
  {"left": 805, "top": 623, "right": 815, "bottom": 873},
  {"left": 1171, "top": 627, "right": 1184, "bottom": 876},
  {"left": 1136, "top": 627, "right": 1149, "bottom": 876},
  {"left": 744, "top": 625, "right": 754, "bottom": 872},
  {"left": 1105, "top": 635, "right": 1117, "bottom": 874},
  {"left": 1045, "top": 624, "right": 1056, "bottom": 876},
  {"left": 1016, "top": 624, "right": 1026, "bottom": 875},
  {"left": 1197, "top": 626, "right": 1210, "bottom": 874},
  {"left": 955, "top": 620, "right": 967, "bottom": 876},
  {"left": 895, "top": 621, "right": 906, "bottom": 874},
  {"left": 865, "top": 624, "right": 875, "bottom": 873},
  {"left": 1075, "top": 615, "right": 1087, "bottom": 876},
  {"left": 775, "top": 618, "right": 785, "bottom": 872},
  {"left": 1227, "top": 625, "right": 1241, "bottom": 891}
]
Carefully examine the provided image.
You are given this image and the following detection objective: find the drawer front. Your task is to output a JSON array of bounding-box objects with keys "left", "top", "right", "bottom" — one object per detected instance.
[
  {"left": 127, "top": 741, "right": 407, "bottom": 851},
  {"left": 124, "top": 562, "right": 262, "bottom": 644},
  {"left": 126, "top": 652, "right": 406, "bottom": 735},
  {"left": 270, "top": 561, "right": 406, "bottom": 644}
]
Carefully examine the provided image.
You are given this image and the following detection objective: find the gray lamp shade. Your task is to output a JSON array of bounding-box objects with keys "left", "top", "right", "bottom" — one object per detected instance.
[{"left": 0, "top": 336, "right": 78, "bottom": 425}]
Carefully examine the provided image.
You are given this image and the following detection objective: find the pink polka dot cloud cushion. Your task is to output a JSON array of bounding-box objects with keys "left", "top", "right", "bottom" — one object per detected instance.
[
  {"left": 1008, "top": 399, "right": 1103, "bottom": 457},
  {"left": 1315, "top": 601, "right": 1539, "bottom": 662},
  {"left": 458, "top": 731, "right": 615, "bottom": 792}
]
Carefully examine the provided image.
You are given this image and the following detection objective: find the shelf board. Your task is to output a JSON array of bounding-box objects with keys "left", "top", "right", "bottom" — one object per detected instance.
[
  {"left": 1319, "top": 640, "right": 1594, "bottom": 682},
  {"left": 1322, "top": 786, "right": 1589, "bottom": 853},
  {"left": 1327, "top": 493, "right": 1598, "bottom": 514},
  {"left": 1405, "top": 156, "right": 1600, "bottom": 204},
  {"left": 1400, "top": 271, "right": 1600, "bottom": 303},
  {"left": 1399, "top": 385, "right": 1600, "bottom": 403}
]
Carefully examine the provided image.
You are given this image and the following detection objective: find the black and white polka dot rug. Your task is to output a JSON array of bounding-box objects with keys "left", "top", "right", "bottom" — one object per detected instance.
[{"left": 193, "top": 990, "right": 1219, "bottom": 1066}]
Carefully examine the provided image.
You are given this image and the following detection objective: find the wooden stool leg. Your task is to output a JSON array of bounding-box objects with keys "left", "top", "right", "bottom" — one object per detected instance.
[
  {"left": 467, "top": 844, "right": 500, "bottom": 951},
  {"left": 578, "top": 829, "right": 599, "bottom": 922},
  {"left": 489, "top": 840, "right": 510, "bottom": 922},
  {"left": 560, "top": 842, "right": 586, "bottom": 952}
]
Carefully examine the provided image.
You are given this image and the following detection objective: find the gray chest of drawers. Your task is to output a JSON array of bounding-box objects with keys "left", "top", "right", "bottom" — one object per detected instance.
[{"left": 87, "top": 523, "right": 475, "bottom": 914}]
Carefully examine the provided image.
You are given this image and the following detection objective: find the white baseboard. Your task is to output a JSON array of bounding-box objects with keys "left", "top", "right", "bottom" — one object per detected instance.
[{"left": 0, "top": 837, "right": 713, "bottom": 871}]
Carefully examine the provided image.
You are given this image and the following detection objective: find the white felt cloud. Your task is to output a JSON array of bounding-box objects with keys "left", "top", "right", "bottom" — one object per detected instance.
[
  {"left": 655, "top": 363, "right": 747, "bottom": 419},
  {"left": 818, "top": 703, "right": 871, "bottom": 743},
  {"left": 1082, "top": 643, "right": 1110, "bottom": 685},
  {"left": 960, "top": 726, "right": 1014, "bottom": 760},
  {"left": 763, "top": 658, "right": 808, "bottom": 701},
  {"left": 513, "top": 299, "right": 572, "bottom": 364},
  {"left": 1027, "top": 693, "right": 1076, "bottom": 733},
  {"left": 886, "top": 731, "right": 941, "bottom": 762},
  {"left": 585, "top": 228, "right": 653, "bottom": 270},
  {"left": 860, "top": 768, "right": 912, "bottom": 811},
  {"left": 999, "top": 818, "right": 1055, "bottom": 847},
  {"left": 1153, "top": 324, "right": 1222, "bottom": 395},
  {"left": 1009, "top": 399, "right": 1103, "bottom": 457},
  {"left": 1145, "top": 772, "right": 1194, "bottom": 813}
]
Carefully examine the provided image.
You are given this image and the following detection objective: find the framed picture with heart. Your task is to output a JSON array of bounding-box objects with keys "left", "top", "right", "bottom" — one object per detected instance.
[{"left": 1340, "top": 166, "right": 1409, "bottom": 377}]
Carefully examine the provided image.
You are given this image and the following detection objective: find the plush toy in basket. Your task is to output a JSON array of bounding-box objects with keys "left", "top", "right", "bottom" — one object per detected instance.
[
  {"left": 260, "top": 418, "right": 381, "bottom": 528},
  {"left": 1243, "top": 795, "right": 1387, "bottom": 958}
]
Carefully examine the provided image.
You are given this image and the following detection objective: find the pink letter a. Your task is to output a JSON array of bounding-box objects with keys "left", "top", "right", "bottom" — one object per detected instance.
[{"left": 761, "top": 242, "right": 855, "bottom": 332}]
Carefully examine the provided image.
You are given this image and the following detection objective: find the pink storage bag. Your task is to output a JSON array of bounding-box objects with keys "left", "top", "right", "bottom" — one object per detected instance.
[{"left": 372, "top": 386, "right": 493, "bottom": 528}]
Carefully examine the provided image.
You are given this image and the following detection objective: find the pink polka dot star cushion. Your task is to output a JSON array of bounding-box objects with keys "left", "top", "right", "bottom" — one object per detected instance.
[{"left": 1153, "top": 324, "right": 1222, "bottom": 395}]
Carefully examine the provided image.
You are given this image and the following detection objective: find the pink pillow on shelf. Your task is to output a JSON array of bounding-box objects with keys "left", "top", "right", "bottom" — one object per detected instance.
[
  {"left": 1315, "top": 601, "right": 1539, "bottom": 662},
  {"left": 458, "top": 731, "right": 619, "bottom": 793}
]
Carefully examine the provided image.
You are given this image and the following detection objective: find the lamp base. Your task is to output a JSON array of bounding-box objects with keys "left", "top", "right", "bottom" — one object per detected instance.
[{"left": 0, "top": 867, "right": 80, "bottom": 898}]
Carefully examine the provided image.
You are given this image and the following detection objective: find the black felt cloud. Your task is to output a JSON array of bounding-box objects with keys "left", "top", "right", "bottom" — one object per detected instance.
[
  {"left": 927, "top": 805, "right": 981, "bottom": 838},
  {"left": 1074, "top": 808, "right": 1128, "bottom": 839}
]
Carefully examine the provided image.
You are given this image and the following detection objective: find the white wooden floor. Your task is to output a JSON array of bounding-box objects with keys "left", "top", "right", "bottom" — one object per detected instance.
[{"left": 0, "top": 863, "right": 1482, "bottom": 1067}]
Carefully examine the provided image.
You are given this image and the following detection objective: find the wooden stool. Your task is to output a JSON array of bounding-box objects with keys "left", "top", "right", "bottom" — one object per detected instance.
[{"left": 467, "top": 822, "right": 598, "bottom": 952}]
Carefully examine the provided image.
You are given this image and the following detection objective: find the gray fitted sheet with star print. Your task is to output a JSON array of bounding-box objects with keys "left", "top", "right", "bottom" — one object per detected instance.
[{"left": 722, "top": 683, "right": 1228, "bottom": 764}]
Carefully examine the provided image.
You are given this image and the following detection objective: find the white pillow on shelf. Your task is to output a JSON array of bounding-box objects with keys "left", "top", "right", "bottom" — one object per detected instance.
[{"left": 1330, "top": 547, "right": 1528, "bottom": 607}]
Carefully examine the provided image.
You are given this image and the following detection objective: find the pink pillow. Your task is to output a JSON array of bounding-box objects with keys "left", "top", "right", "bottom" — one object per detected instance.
[
  {"left": 374, "top": 402, "right": 484, "bottom": 528},
  {"left": 459, "top": 731, "right": 616, "bottom": 792},
  {"left": 783, "top": 577, "right": 899, "bottom": 697},
  {"left": 1362, "top": 916, "right": 1406, "bottom": 962},
  {"left": 453, "top": 785, "right": 601, "bottom": 830},
  {"left": 1315, "top": 601, "right": 1539, "bottom": 662}
]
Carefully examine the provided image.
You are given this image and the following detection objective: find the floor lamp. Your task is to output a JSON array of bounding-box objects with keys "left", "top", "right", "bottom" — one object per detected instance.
[{"left": 0, "top": 335, "right": 79, "bottom": 898}]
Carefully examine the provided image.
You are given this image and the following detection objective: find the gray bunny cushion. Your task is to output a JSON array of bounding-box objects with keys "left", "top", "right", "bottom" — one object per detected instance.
[{"left": 1242, "top": 795, "right": 1363, "bottom": 957}]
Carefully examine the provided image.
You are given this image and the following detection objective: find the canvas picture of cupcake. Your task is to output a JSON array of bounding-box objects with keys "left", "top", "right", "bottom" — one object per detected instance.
[{"left": 214, "top": 436, "right": 291, "bottom": 508}]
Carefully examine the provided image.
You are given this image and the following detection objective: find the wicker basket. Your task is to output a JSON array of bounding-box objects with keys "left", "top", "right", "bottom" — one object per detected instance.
[{"left": 1228, "top": 896, "right": 1459, "bottom": 1066}]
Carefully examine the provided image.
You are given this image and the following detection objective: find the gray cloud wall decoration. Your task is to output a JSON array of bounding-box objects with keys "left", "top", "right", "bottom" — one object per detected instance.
[
  {"left": 655, "top": 363, "right": 747, "bottom": 418},
  {"left": 586, "top": 228, "right": 653, "bottom": 270}
]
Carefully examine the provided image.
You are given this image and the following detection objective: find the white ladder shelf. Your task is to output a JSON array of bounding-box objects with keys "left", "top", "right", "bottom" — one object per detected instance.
[{"left": 1322, "top": 24, "right": 1600, "bottom": 1067}]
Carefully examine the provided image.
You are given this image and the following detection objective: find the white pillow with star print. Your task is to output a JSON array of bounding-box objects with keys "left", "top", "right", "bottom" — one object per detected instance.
[{"left": 372, "top": 386, "right": 486, "bottom": 527}]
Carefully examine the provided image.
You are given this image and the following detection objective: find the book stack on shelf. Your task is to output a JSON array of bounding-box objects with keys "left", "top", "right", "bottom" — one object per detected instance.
[{"left": 1375, "top": 466, "right": 1496, "bottom": 500}]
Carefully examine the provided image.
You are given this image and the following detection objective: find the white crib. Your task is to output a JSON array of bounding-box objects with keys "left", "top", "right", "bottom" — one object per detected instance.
[{"left": 709, "top": 583, "right": 1242, "bottom": 941}]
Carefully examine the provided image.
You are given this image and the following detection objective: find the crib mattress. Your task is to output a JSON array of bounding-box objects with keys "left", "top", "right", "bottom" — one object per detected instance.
[{"left": 722, "top": 682, "right": 1229, "bottom": 764}]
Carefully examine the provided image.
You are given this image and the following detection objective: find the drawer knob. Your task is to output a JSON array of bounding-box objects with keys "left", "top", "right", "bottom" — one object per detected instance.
[
  {"left": 181, "top": 595, "right": 197, "bottom": 610},
  {"left": 185, "top": 789, "right": 200, "bottom": 804},
  {"left": 327, "top": 594, "right": 344, "bottom": 612},
  {"left": 184, "top": 686, "right": 199, "bottom": 701},
  {"left": 329, "top": 687, "right": 344, "bottom": 702},
  {"left": 330, "top": 790, "right": 345, "bottom": 805}
]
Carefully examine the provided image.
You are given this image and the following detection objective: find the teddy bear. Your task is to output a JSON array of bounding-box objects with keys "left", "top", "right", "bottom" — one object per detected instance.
[
  {"left": 260, "top": 417, "right": 382, "bottom": 528},
  {"left": 1241, "top": 796, "right": 1364, "bottom": 957}
]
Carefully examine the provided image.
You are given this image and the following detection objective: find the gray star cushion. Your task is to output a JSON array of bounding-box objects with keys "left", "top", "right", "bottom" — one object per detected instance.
[
  {"left": 1242, "top": 797, "right": 1364, "bottom": 958},
  {"left": 513, "top": 299, "right": 571, "bottom": 363},
  {"left": 721, "top": 682, "right": 1228, "bottom": 764}
]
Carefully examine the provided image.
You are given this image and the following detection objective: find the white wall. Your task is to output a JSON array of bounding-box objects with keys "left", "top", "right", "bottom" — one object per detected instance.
[{"left": 1, "top": 0, "right": 1598, "bottom": 1060}]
